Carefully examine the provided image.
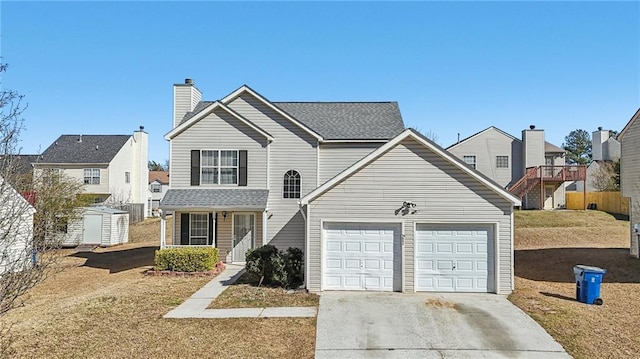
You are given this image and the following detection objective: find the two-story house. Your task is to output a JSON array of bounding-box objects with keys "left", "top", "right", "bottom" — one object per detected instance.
[
  {"left": 159, "top": 80, "right": 522, "bottom": 295},
  {"left": 447, "top": 126, "right": 585, "bottom": 210},
  {"left": 149, "top": 171, "right": 169, "bottom": 216},
  {"left": 620, "top": 108, "right": 640, "bottom": 257},
  {"left": 570, "top": 128, "right": 621, "bottom": 192},
  {"left": 34, "top": 128, "right": 150, "bottom": 217}
]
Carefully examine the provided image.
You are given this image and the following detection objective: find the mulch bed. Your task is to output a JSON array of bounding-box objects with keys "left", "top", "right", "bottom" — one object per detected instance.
[{"left": 144, "top": 261, "right": 226, "bottom": 277}]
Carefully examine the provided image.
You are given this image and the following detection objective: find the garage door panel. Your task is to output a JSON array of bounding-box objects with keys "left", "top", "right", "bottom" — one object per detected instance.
[
  {"left": 416, "top": 224, "right": 492, "bottom": 293},
  {"left": 323, "top": 223, "right": 400, "bottom": 291}
]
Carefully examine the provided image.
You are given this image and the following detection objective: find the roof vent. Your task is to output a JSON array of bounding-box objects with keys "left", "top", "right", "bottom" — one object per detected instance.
[
  {"left": 598, "top": 126, "right": 603, "bottom": 131},
  {"left": 78, "top": 135, "right": 83, "bottom": 143},
  {"left": 95, "top": 145, "right": 99, "bottom": 151},
  {"left": 185, "top": 78, "right": 193, "bottom": 85},
  {"left": 529, "top": 125, "right": 535, "bottom": 130},
  {"left": 139, "top": 125, "right": 144, "bottom": 131}
]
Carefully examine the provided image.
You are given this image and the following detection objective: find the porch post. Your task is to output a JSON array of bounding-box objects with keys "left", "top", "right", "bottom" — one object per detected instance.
[
  {"left": 211, "top": 212, "right": 216, "bottom": 248},
  {"left": 160, "top": 209, "right": 166, "bottom": 249}
]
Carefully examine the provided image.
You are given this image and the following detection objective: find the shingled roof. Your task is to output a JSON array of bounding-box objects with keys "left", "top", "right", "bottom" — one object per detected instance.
[
  {"left": 160, "top": 188, "right": 269, "bottom": 210},
  {"left": 39, "top": 135, "right": 131, "bottom": 164},
  {"left": 273, "top": 102, "right": 405, "bottom": 140}
]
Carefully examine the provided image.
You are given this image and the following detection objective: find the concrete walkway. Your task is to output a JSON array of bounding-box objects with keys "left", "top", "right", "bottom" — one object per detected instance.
[{"left": 164, "top": 264, "right": 317, "bottom": 319}]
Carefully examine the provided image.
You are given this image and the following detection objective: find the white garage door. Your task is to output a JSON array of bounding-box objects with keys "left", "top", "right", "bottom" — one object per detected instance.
[
  {"left": 415, "top": 224, "right": 493, "bottom": 292},
  {"left": 324, "top": 223, "right": 401, "bottom": 291}
]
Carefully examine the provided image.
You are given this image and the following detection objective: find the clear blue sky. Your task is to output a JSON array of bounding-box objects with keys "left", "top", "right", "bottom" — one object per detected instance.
[{"left": 1, "top": 1, "right": 639, "bottom": 163}]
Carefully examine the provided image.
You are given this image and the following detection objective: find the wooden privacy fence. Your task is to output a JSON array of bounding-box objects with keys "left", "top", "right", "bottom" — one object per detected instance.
[
  {"left": 566, "top": 192, "right": 629, "bottom": 215},
  {"left": 112, "top": 203, "right": 145, "bottom": 224}
]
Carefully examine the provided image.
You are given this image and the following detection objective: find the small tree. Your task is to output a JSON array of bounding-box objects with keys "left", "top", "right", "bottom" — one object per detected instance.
[
  {"left": 148, "top": 160, "right": 166, "bottom": 171},
  {"left": 562, "top": 129, "right": 592, "bottom": 164},
  {"left": 0, "top": 64, "right": 86, "bottom": 355},
  {"left": 591, "top": 160, "right": 620, "bottom": 192}
]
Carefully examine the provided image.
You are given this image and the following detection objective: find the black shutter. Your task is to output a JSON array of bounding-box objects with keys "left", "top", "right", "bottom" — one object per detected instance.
[
  {"left": 191, "top": 150, "right": 200, "bottom": 186},
  {"left": 238, "top": 150, "right": 247, "bottom": 186},
  {"left": 180, "top": 213, "right": 189, "bottom": 245},
  {"left": 208, "top": 213, "right": 214, "bottom": 245}
]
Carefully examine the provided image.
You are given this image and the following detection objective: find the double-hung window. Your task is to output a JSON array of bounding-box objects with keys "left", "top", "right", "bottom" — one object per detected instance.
[
  {"left": 463, "top": 155, "right": 477, "bottom": 169},
  {"left": 84, "top": 168, "right": 100, "bottom": 184},
  {"left": 201, "top": 150, "right": 238, "bottom": 185},
  {"left": 189, "top": 213, "right": 208, "bottom": 245}
]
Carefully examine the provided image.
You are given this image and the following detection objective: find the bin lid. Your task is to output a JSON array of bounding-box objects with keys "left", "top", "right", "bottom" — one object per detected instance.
[{"left": 574, "top": 265, "right": 607, "bottom": 274}]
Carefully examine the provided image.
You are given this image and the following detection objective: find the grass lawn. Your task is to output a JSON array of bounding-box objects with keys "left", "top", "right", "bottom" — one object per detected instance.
[
  {"left": 208, "top": 273, "right": 319, "bottom": 309},
  {"left": 509, "top": 210, "right": 639, "bottom": 359},
  {"left": 0, "top": 218, "right": 316, "bottom": 359}
]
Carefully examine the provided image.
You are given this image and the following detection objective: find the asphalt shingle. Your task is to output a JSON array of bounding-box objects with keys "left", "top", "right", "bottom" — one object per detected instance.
[
  {"left": 273, "top": 102, "right": 405, "bottom": 140},
  {"left": 39, "top": 135, "right": 131, "bottom": 164},
  {"left": 160, "top": 188, "right": 269, "bottom": 209}
]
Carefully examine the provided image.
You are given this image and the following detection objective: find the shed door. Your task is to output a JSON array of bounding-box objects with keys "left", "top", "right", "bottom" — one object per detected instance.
[
  {"left": 83, "top": 214, "right": 103, "bottom": 244},
  {"left": 415, "top": 224, "right": 493, "bottom": 292},
  {"left": 323, "top": 222, "right": 401, "bottom": 291}
]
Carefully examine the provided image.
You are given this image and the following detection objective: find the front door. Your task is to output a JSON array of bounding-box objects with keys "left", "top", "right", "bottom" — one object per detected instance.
[
  {"left": 544, "top": 185, "right": 555, "bottom": 209},
  {"left": 232, "top": 213, "right": 255, "bottom": 262}
]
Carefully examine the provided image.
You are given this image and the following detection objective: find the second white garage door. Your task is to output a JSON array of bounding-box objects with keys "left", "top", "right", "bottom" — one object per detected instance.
[
  {"left": 324, "top": 222, "right": 401, "bottom": 291},
  {"left": 415, "top": 224, "right": 493, "bottom": 292}
]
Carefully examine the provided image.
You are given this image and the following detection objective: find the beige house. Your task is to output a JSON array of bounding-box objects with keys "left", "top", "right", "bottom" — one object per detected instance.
[{"left": 160, "top": 80, "right": 521, "bottom": 294}]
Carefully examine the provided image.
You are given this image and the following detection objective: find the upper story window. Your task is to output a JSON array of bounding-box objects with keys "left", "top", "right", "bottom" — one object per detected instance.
[
  {"left": 201, "top": 150, "right": 238, "bottom": 185},
  {"left": 125, "top": 171, "right": 131, "bottom": 184},
  {"left": 151, "top": 183, "right": 162, "bottom": 193},
  {"left": 496, "top": 156, "right": 509, "bottom": 168},
  {"left": 463, "top": 155, "right": 477, "bottom": 169},
  {"left": 283, "top": 170, "right": 301, "bottom": 199},
  {"left": 83, "top": 168, "right": 100, "bottom": 184}
]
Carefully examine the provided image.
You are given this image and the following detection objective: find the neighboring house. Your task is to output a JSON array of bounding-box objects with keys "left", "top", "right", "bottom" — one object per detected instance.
[
  {"left": 159, "top": 80, "right": 520, "bottom": 294},
  {"left": 0, "top": 175, "right": 35, "bottom": 275},
  {"left": 447, "top": 126, "right": 585, "bottom": 210},
  {"left": 149, "top": 171, "right": 169, "bottom": 216},
  {"left": 33, "top": 128, "right": 150, "bottom": 217},
  {"left": 569, "top": 128, "right": 621, "bottom": 192},
  {"left": 620, "top": 108, "right": 640, "bottom": 257}
]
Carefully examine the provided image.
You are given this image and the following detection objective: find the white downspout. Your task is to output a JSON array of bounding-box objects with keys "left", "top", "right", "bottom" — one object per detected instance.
[
  {"left": 159, "top": 209, "right": 166, "bottom": 249},
  {"left": 299, "top": 201, "right": 308, "bottom": 288}
]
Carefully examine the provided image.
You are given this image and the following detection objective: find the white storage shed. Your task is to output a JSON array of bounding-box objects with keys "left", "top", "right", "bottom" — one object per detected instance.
[{"left": 61, "top": 207, "right": 129, "bottom": 247}]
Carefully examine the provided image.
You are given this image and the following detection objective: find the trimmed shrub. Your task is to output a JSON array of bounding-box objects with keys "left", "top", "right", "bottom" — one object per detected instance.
[
  {"left": 245, "top": 245, "right": 304, "bottom": 288},
  {"left": 154, "top": 247, "right": 219, "bottom": 272}
]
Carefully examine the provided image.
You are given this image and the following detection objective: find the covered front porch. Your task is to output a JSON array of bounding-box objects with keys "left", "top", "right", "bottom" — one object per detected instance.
[{"left": 158, "top": 188, "right": 269, "bottom": 263}]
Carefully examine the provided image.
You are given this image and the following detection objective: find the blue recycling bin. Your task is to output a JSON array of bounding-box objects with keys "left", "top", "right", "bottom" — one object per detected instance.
[{"left": 573, "top": 265, "right": 606, "bottom": 305}]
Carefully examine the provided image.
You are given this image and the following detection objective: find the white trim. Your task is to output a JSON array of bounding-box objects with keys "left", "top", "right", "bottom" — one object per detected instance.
[
  {"left": 619, "top": 108, "right": 640, "bottom": 140},
  {"left": 266, "top": 142, "right": 271, "bottom": 189},
  {"left": 301, "top": 129, "right": 522, "bottom": 206},
  {"left": 262, "top": 210, "right": 267, "bottom": 245},
  {"left": 316, "top": 144, "right": 320, "bottom": 188},
  {"left": 165, "top": 101, "right": 274, "bottom": 141},
  {"left": 220, "top": 85, "right": 323, "bottom": 141},
  {"left": 510, "top": 210, "right": 515, "bottom": 292},
  {"left": 494, "top": 221, "right": 500, "bottom": 294},
  {"left": 305, "top": 206, "right": 311, "bottom": 291}
]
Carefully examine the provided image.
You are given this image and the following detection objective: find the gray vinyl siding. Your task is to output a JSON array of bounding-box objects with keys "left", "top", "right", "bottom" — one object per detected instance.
[
  {"left": 621, "top": 118, "right": 640, "bottom": 255},
  {"left": 170, "top": 107, "right": 268, "bottom": 188},
  {"left": 319, "top": 142, "right": 382, "bottom": 183},
  {"left": 522, "top": 130, "right": 545, "bottom": 169},
  {"left": 307, "top": 137, "right": 514, "bottom": 294},
  {"left": 228, "top": 93, "right": 317, "bottom": 250},
  {"left": 448, "top": 128, "right": 522, "bottom": 188}
]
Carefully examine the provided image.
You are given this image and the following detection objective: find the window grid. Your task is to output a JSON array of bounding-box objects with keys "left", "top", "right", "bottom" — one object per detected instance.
[
  {"left": 496, "top": 156, "right": 509, "bottom": 168},
  {"left": 201, "top": 150, "right": 238, "bottom": 185},
  {"left": 83, "top": 168, "right": 100, "bottom": 184},
  {"left": 151, "top": 183, "right": 162, "bottom": 193},
  {"left": 463, "top": 156, "right": 477, "bottom": 169},
  {"left": 189, "top": 213, "right": 208, "bottom": 245},
  {"left": 283, "top": 170, "right": 301, "bottom": 199}
]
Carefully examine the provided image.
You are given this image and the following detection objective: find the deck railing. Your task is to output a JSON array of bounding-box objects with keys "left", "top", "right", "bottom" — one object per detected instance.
[{"left": 508, "top": 165, "right": 586, "bottom": 199}]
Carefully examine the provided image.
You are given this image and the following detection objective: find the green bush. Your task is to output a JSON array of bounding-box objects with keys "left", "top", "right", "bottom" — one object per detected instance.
[
  {"left": 245, "top": 245, "right": 304, "bottom": 288},
  {"left": 154, "top": 247, "right": 219, "bottom": 272}
]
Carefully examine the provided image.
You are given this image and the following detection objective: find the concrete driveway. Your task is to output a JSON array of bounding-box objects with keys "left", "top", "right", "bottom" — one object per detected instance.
[{"left": 315, "top": 292, "right": 572, "bottom": 358}]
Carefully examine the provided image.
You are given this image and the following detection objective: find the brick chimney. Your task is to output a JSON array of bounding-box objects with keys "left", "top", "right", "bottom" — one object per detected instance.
[{"left": 173, "top": 78, "right": 202, "bottom": 128}]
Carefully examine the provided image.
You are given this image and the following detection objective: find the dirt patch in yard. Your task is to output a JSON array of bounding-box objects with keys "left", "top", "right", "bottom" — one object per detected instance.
[
  {"left": 1, "top": 218, "right": 316, "bottom": 359},
  {"left": 510, "top": 210, "right": 639, "bottom": 359}
]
